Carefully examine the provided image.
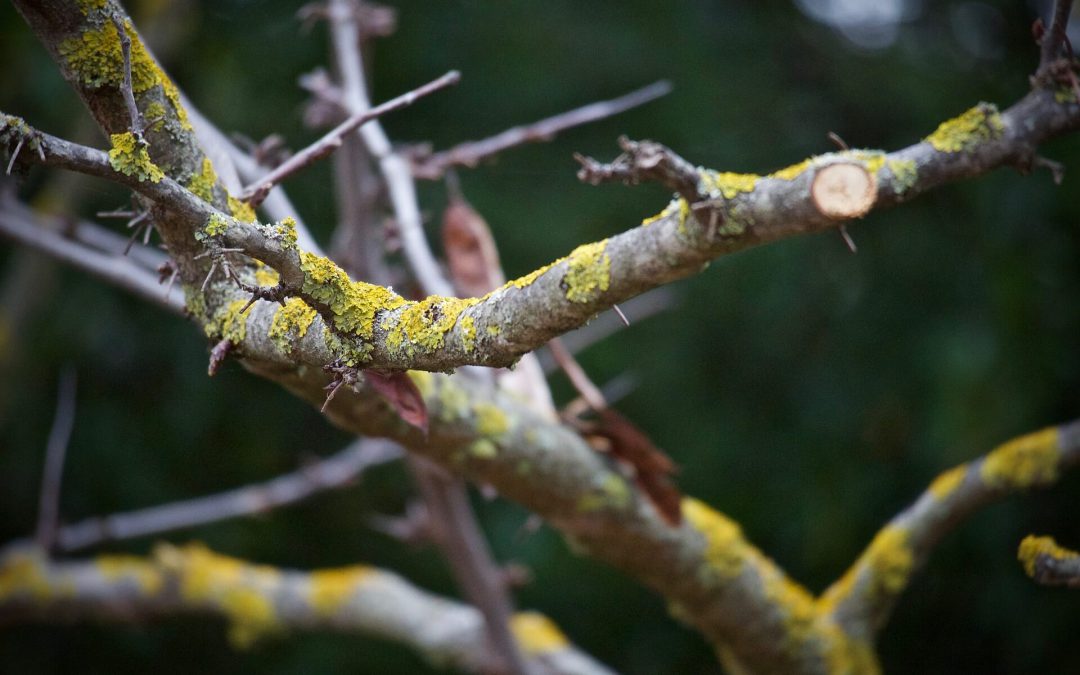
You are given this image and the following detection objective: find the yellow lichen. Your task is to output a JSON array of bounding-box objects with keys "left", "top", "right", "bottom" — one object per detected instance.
[
  {"left": 58, "top": 19, "right": 191, "bottom": 130},
  {"left": 273, "top": 216, "right": 299, "bottom": 250},
  {"left": 0, "top": 551, "right": 51, "bottom": 600},
  {"left": 229, "top": 195, "right": 257, "bottom": 223},
  {"left": 641, "top": 199, "right": 682, "bottom": 226},
  {"left": 885, "top": 158, "right": 918, "bottom": 194},
  {"left": 577, "top": 473, "right": 632, "bottom": 514},
  {"left": 383, "top": 296, "right": 478, "bottom": 357},
  {"left": 203, "top": 213, "right": 230, "bottom": 238},
  {"left": 108, "top": 132, "right": 164, "bottom": 183},
  {"left": 144, "top": 100, "right": 166, "bottom": 131},
  {"left": 299, "top": 251, "right": 406, "bottom": 346},
  {"left": 220, "top": 587, "right": 277, "bottom": 648},
  {"left": 924, "top": 102, "right": 1004, "bottom": 153},
  {"left": 759, "top": 565, "right": 818, "bottom": 654},
  {"left": 486, "top": 325, "right": 501, "bottom": 337},
  {"left": 205, "top": 298, "right": 253, "bottom": 343},
  {"left": 187, "top": 157, "right": 218, "bottom": 203},
  {"left": 510, "top": 612, "right": 568, "bottom": 655},
  {"left": 682, "top": 496, "right": 751, "bottom": 583},
  {"left": 563, "top": 239, "right": 611, "bottom": 303},
  {"left": 269, "top": 298, "right": 318, "bottom": 353},
  {"left": 508, "top": 260, "right": 559, "bottom": 290},
  {"left": 769, "top": 158, "right": 815, "bottom": 182},
  {"left": 460, "top": 314, "right": 477, "bottom": 353},
  {"left": 77, "top": 0, "right": 108, "bottom": 13},
  {"left": 928, "top": 464, "right": 968, "bottom": 500},
  {"left": 308, "top": 567, "right": 373, "bottom": 616},
  {"left": 157, "top": 543, "right": 280, "bottom": 648},
  {"left": 253, "top": 263, "right": 280, "bottom": 287},
  {"left": 819, "top": 619, "right": 882, "bottom": 675},
  {"left": 1017, "top": 535, "right": 1078, "bottom": 578},
  {"left": 863, "top": 525, "right": 914, "bottom": 595},
  {"left": 682, "top": 498, "right": 747, "bottom": 581},
  {"left": 700, "top": 170, "right": 760, "bottom": 198},
  {"left": 96, "top": 555, "right": 163, "bottom": 595},
  {"left": 980, "top": 427, "right": 1060, "bottom": 489},
  {"left": 475, "top": 402, "right": 509, "bottom": 437}
]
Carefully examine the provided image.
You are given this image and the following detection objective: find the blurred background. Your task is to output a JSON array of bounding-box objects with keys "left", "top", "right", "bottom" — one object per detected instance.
[{"left": 1, "top": 0, "right": 1078, "bottom": 672}]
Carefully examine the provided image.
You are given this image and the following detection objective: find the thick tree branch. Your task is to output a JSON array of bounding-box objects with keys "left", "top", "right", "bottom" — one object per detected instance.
[
  {"left": 0, "top": 544, "right": 614, "bottom": 675},
  {"left": 819, "top": 419, "right": 1080, "bottom": 639}
]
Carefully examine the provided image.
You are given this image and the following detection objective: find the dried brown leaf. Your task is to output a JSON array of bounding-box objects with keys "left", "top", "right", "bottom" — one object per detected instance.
[
  {"left": 441, "top": 193, "right": 505, "bottom": 297},
  {"left": 367, "top": 371, "right": 429, "bottom": 434},
  {"left": 587, "top": 408, "right": 682, "bottom": 525}
]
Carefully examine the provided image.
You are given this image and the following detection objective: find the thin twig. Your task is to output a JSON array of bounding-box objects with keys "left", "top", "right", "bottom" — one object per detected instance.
[
  {"left": 37, "top": 438, "right": 401, "bottom": 552},
  {"left": 5, "top": 137, "right": 23, "bottom": 175},
  {"left": 412, "top": 80, "right": 673, "bottom": 179},
  {"left": 239, "top": 70, "right": 461, "bottom": 206},
  {"left": 575, "top": 136, "right": 702, "bottom": 204},
  {"left": 547, "top": 338, "right": 606, "bottom": 412},
  {"left": 34, "top": 367, "right": 78, "bottom": 551},
  {"left": 110, "top": 15, "right": 145, "bottom": 138}
]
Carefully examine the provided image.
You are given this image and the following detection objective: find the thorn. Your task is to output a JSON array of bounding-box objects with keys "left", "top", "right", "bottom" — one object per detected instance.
[
  {"left": 201, "top": 259, "right": 218, "bottom": 293},
  {"left": 6, "top": 137, "right": 24, "bottom": 175},
  {"left": 612, "top": 303, "right": 630, "bottom": 327},
  {"left": 839, "top": 224, "right": 858, "bottom": 253},
  {"left": 827, "top": 131, "right": 850, "bottom": 151}
]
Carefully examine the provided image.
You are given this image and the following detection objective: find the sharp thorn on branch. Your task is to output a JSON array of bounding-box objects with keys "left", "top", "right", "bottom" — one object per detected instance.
[
  {"left": 6, "top": 137, "right": 23, "bottom": 175},
  {"left": 207, "top": 339, "right": 233, "bottom": 376}
]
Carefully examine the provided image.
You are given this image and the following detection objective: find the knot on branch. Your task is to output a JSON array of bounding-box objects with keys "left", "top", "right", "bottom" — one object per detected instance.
[{"left": 575, "top": 136, "right": 702, "bottom": 205}]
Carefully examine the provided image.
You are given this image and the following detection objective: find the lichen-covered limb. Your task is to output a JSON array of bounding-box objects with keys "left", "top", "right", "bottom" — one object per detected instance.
[
  {"left": 8, "top": 91, "right": 1080, "bottom": 375},
  {"left": 1017, "top": 535, "right": 1080, "bottom": 588},
  {"left": 819, "top": 419, "right": 1080, "bottom": 639},
  {"left": 0, "top": 544, "right": 613, "bottom": 675}
]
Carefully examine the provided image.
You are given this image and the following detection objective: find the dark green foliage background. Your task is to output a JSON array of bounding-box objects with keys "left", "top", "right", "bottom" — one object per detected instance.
[{"left": 1, "top": 1, "right": 1078, "bottom": 673}]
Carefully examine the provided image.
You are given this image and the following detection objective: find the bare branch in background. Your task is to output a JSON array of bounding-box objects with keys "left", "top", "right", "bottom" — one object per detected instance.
[
  {"left": 3, "top": 439, "right": 401, "bottom": 554},
  {"left": 34, "top": 367, "right": 77, "bottom": 551},
  {"left": 239, "top": 70, "right": 461, "bottom": 207},
  {"left": 411, "top": 81, "right": 673, "bottom": 179}
]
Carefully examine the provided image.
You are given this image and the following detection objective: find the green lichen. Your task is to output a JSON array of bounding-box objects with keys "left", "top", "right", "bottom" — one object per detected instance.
[
  {"left": 577, "top": 473, "right": 632, "bottom": 514},
  {"left": 269, "top": 298, "right": 317, "bottom": 353},
  {"left": 925, "top": 102, "right": 1004, "bottom": 153},
  {"left": 143, "top": 101, "right": 166, "bottom": 131},
  {"left": 272, "top": 216, "right": 298, "bottom": 250},
  {"left": 469, "top": 439, "right": 498, "bottom": 459},
  {"left": 108, "top": 132, "right": 164, "bottom": 183},
  {"left": 563, "top": 239, "right": 611, "bottom": 303},
  {"left": 58, "top": 19, "right": 192, "bottom": 130},
  {"left": 0, "top": 114, "right": 43, "bottom": 164},
  {"left": 187, "top": 157, "right": 218, "bottom": 203},
  {"left": 203, "top": 213, "right": 230, "bottom": 238},
  {"left": 383, "top": 296, "right": 478, "bottom": 358},
  {"left": 475, "top": 402, "right": 509, "bottom": 437},
  {"left": 300, "top": 251, "right": 406, "bottom": 344},
  {"left": 885, "top": 158, "right": 918, "bottom": 194}
]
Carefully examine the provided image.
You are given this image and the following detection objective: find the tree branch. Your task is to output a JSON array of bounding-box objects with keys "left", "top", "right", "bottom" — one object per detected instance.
[
  {"left": 34, "top": 367, "right": 78, "bottom": 551},
  {"left": 0, "top": 544, "right": 614, "bottom": 675},
  {"left": 18, "top": 438, "right": 399, "bottom": 553},
  {"left": 819, "top": 419, "right": 1080, "bottom": 639},
  {"left": 1018, "top": 535, "right": 1080, "bottom": 588},
  {"left": 411, "top": 81, "right": 672, "bottom": 180},
  {"left": 238, "top": 70, "right": 461, "bottom": 207}
]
